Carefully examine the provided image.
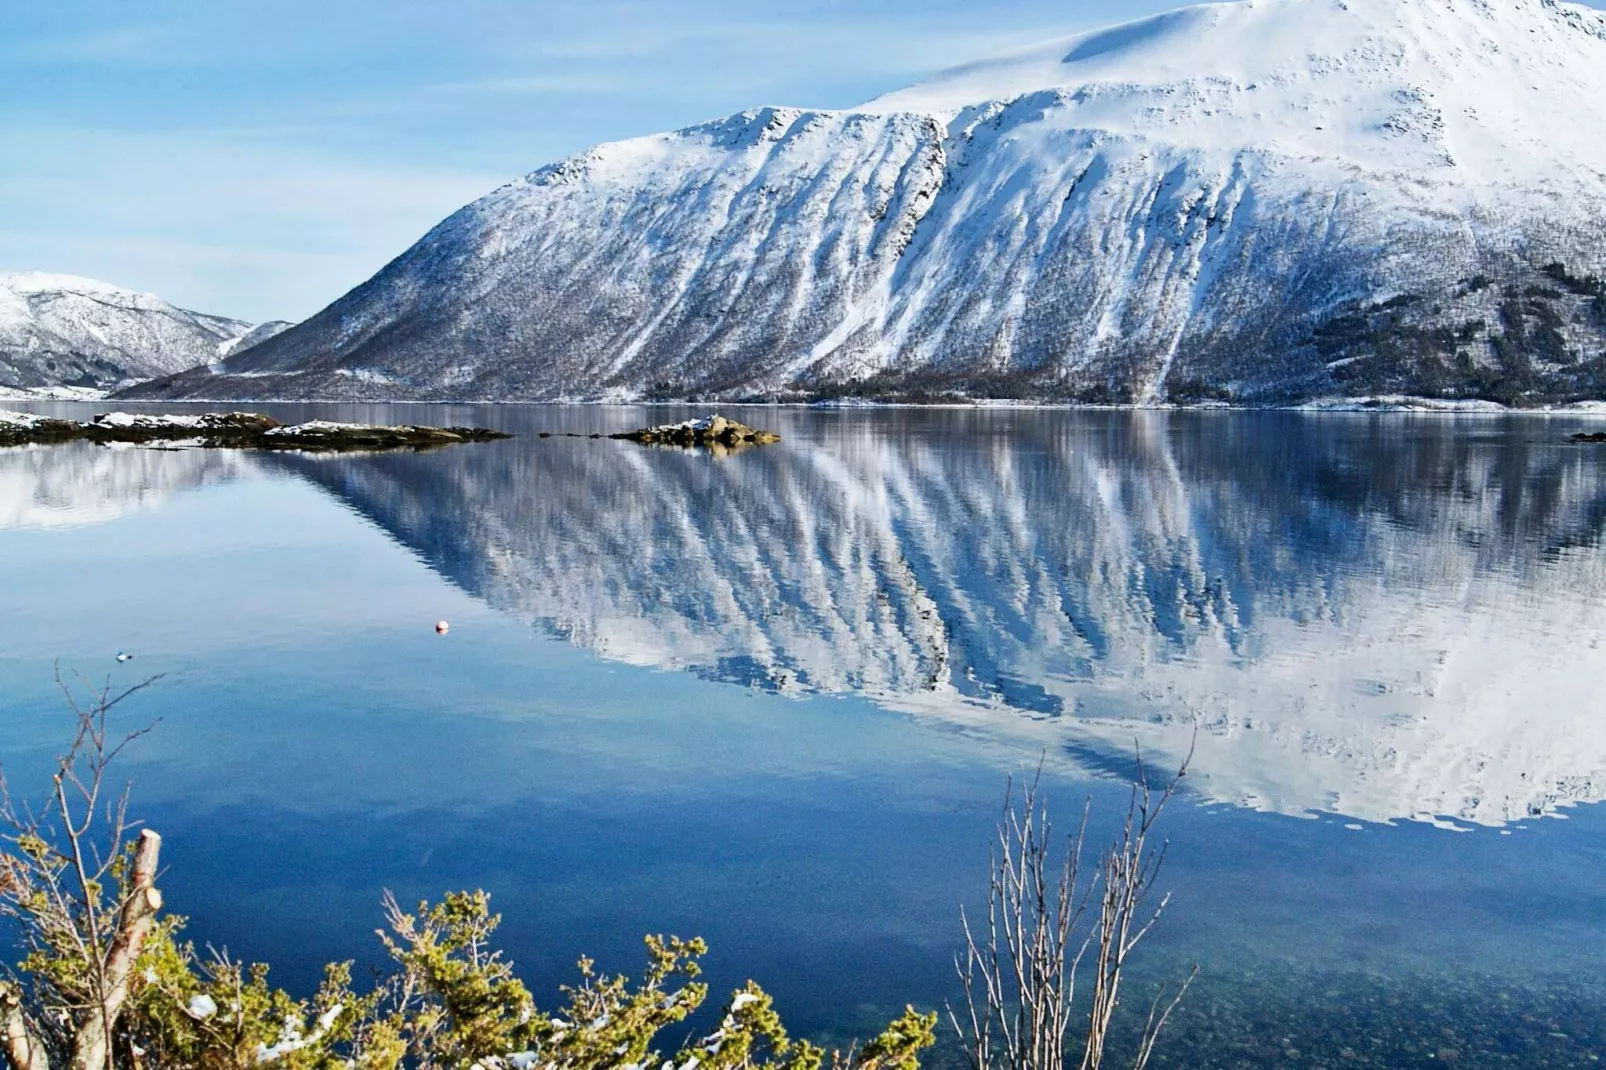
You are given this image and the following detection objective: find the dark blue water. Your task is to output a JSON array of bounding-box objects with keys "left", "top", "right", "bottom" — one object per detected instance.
[{"left": 4, "top": 404, "right": 1606, "bottom": 1066}]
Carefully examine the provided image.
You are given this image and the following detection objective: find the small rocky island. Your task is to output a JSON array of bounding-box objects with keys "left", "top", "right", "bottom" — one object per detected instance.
[
  {"left": 610, "top": 415, "right": 781, "bottom": 448},
  {"left": 0, "top": 410, "right": 510, "bottom": 452}
]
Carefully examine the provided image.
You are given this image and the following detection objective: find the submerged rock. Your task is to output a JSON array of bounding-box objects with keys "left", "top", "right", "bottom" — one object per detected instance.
[
  {"left": 610, "top": 415, "right": 780, "bottom": 449},
  {"left": 1572, "top": 431, "right": 1606, "bottom": 443},
  {"left": 0, "top": 409, "right": 510, "bottom": 452}
]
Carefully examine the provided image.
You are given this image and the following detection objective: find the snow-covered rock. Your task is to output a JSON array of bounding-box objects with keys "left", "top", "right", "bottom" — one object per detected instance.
[
  {"left": 0, "top": 409, "right": 56, "bottom": 430},
  {"left": 131, "top": 0, "right": 1606, "bottom": 405},
  {"left": 0, "top": 272, "right": 257, "bottom": 393}
]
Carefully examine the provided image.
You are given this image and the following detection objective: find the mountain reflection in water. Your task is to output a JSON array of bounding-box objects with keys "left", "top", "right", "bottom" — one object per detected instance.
[
  {"left": 263, "top": 409, "right": 1606, "bottom": 829},
  {"left": 7, "top": 409, "right": 1605, "bottom": 829}
]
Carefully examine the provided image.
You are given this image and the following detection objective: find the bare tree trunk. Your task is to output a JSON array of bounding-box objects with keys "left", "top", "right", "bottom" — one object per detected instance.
[
  {"left": 69, "top": 830, "right": 162, "bottom": 1070},
  {"left": 0, "top": 980, "right": 51, "bottom": 1070}
]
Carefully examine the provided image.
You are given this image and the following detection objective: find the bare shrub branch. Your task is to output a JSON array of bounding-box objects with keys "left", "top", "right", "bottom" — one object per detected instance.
[{"left": 950, "top": 741, "right": 1196, "bottom": 1070}]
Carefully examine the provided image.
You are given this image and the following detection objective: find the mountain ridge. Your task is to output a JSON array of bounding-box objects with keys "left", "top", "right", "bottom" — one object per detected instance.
[{"left": 127, "top": 0, "right": 1606, "bottom": 405}]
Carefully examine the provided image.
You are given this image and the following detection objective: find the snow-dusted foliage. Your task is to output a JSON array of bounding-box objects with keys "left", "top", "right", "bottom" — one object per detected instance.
[
  {"left": 135, "top": 0, "right": 1606, "bottom": 404},
  {"left": 0, "top": 272, "right": 255, "bottom": 394}
]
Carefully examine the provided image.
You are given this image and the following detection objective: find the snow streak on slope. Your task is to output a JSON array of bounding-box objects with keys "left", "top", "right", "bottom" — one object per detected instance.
[
  {"left": 133, "top": 0, "right": 1606, "bottom": 405},
  {"left": 267, "top": 411, "right": 1606, "bottom": 827},
  {"left": 0, "top": 273, "right": 255, "bottom": 393},
  {"left": 218, "top": 320, "right": 295, "bottom": 360}
]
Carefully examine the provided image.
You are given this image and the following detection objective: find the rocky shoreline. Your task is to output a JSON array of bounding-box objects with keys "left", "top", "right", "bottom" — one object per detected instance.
[{"left": 0, "top": 410, "right": 511, "bottom": 452}]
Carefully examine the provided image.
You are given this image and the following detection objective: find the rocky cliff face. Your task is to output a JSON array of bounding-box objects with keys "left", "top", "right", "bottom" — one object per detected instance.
[
  {"left": 0, "top": 272, "right": 256, "bottom": 393},
  {"left": 129, "top": 0, "right": 1606, "bottom": 405}
]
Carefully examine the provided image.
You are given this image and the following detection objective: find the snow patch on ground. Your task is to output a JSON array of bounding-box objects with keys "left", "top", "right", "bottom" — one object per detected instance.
[
  {"left": 92, "top": 412, "right": 211, "bottom": 431},
  {"left": 263, "top": 420, "right": 378, "bottom": 436},
  {"left": 0, "top": 409, "right": 55, "bottom": 429},
  {"left": 334, "top": 369, "right": 401, "bottom": 385},
  {"left": 1296, "top": 395, "right": 1513, "bottom": 412}
]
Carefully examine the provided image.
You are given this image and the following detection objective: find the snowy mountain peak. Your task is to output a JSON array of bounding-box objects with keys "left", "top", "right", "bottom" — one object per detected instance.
[
  {"left": 0, "top": 273, "right": 260, "bottom": 395},
  {"left": 128, "top": 0, "right": 1606, "bottom": 406},
  {"left": 865, "top": 0, "right": 1606, "bottom": 184},
  {"left": 870, "top": 0, "right": 1606, "bottom": 111}
]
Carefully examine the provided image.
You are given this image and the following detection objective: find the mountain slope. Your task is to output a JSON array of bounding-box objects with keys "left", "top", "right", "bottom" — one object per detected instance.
[
  {"left": 132, "top": 0, "right": 1606, "bottom": 404},
  {"left": 218, "top": 319, "right": 295, "bottom": 359},
  {"left": 1, "top": 272, "right": 256, "bottom": 393}
]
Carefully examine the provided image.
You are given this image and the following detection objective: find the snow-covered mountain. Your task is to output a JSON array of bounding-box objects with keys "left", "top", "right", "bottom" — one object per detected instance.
[
  {"left": 265, "top": 410, "right": 1606, "bottom": 827},
  {"left": 130, "top": 0, "right": 1606, "bottom": 405},
  {"left": 0, "top": 272, "right": 257, "bottom": 394}
]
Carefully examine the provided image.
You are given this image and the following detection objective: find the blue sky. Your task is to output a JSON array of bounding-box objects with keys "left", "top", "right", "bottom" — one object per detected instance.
[
  {"left": 4, "top": 0, "right": 1600, "bottom": 324},
  {"left": 0, "top": 0, "right": 1205, "bottom": 322}
]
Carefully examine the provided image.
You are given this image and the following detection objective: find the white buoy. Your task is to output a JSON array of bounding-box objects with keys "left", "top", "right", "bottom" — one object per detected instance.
[{"left": 435, "top": 620, "right": 450, "bottom": 635}]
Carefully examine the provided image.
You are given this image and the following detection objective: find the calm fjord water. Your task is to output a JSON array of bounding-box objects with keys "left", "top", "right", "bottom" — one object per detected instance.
[{"left": 5, "top": 405, "right": 1606, "bottom": 1066}]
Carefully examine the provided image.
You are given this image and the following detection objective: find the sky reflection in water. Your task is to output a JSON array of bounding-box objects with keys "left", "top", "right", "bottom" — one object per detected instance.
[{"left": 3, "top": 405, "right": 1606, "bottom": 1066}]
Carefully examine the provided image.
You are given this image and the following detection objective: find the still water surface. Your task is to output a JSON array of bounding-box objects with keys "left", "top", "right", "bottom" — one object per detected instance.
[{"left": 4, "top": 405, "right": 1606, "bottom": 1066}]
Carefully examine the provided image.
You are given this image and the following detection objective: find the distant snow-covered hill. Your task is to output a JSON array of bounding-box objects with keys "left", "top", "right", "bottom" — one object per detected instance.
[
  {"left": 131, "top": 0, "right": 1606, "bottom": 404},
  {"left": 0, "top": 272, "right": 257, "bottom": 394}
]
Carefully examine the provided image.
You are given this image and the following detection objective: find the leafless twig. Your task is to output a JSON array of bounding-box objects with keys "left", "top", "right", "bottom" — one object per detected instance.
[{"left": 950, "top": 739, "right": 1196, "bottom": 1070}]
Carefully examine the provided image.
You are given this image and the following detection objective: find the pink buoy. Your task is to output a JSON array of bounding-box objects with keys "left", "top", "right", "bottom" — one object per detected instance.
[{"left": 435, "top": 620, "right": 450, "bottom": 635}]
